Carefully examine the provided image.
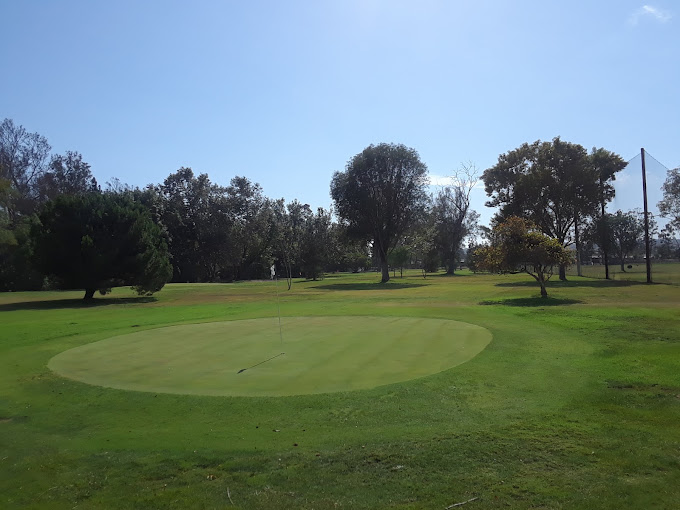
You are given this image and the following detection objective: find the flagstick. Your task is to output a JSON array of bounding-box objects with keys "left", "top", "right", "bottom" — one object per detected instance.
[
  {"left": 275, "top": 274, "right": 283, "bottom": 347},
  {"left": 271, "top": 264, "right": 283, "bottom": 348}
]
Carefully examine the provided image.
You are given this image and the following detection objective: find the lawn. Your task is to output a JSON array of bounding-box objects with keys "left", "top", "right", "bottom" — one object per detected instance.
[{"left": 1, "top": 270, "right": 679, "bottom": 509}]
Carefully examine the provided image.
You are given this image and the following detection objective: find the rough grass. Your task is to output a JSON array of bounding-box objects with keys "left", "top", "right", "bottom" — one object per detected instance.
[{"left": 1, "top": 269, "right": 679, "bottom": 509}]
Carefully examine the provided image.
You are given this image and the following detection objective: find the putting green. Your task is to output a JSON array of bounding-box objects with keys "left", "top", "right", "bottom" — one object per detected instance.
[{"left": 48, "top": 316, "right": 492, "bottom": 396}]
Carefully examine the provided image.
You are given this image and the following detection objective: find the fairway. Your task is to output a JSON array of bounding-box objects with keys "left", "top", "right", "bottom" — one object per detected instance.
[{"left": 48, "top": 316, "right": 492, "bottom": 396}]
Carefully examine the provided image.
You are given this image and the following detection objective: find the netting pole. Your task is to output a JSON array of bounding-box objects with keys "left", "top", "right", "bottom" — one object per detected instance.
[{"left": 641, "top": 148, "right": 652, "bottom": 283}]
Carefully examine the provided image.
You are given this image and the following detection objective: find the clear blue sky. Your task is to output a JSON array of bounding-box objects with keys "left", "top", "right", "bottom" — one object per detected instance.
[{"left": 2, "top": 1, "right": 678, "bottom": 226}]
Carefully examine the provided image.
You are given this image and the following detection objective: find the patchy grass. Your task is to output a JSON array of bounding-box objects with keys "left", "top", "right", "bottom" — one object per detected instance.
[{"left": 1, "top": 269, "right": 679, "bottom": 509}]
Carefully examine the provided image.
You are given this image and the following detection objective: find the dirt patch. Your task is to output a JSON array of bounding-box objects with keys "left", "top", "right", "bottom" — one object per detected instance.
[
  {"left": 0, "top": 416, "right": 28, "bottom": 424},
  {"left": 607, "top": 380, "right": 680, "bottom": 397}
]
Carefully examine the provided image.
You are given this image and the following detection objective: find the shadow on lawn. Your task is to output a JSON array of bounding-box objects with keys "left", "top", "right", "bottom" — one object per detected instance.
[
  {"left": 0, "top": 296, "right": 157, "bottom": 312},
  {"left": 495, "top": 279, "right": 641, "bottom": 288},
  {"left": 428, "top": 272, "right": 474, "bottom": 278},
  {"left": 314, "top": 282, "right": 427, "bottom": 291},
  {"left": 479, "top": 297, "right": 583, "bottom": 307}
]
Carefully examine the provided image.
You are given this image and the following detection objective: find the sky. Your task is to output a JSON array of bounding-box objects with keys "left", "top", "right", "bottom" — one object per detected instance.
[{"left": 2, "top": 0, "right": 678, "bottom": 226}]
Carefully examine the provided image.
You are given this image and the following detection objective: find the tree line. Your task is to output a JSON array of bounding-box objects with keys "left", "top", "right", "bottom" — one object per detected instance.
[
  {"left": 2, "top": 119, "right": 678, "bottom": 298},
  {"left": 0, "top": 122, "right": 479, "bottom": 297}
]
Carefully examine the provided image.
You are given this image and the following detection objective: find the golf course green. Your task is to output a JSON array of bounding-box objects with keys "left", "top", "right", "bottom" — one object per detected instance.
[{"left": 48, "top": 316, "right": 492, "bottom": 396}]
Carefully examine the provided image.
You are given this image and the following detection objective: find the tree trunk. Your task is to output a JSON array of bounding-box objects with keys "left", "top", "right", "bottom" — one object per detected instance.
[
  {"left": 84, "top": 288, "right": 96, "bottom": 300},
  {"left": 559, "top": 264, "right": 567, "bottom": 281},
  {"left": 575, "top": 214, "right": 582, "bottom": 277},
  {"left": 536, "top": 271, "right": 549, "bottom": 298},
  {"left": 619, "top": 248, "right": 625, "bottom": 271},
  {"left": 528, "top": 269, "right": 549, "bottom": 297},
  {"left": 377, "top": 242, "right": 390, "bottom": 283},
  {"left": 380, "top": 258, "right": 390, "bottom": 283},
  {"left": 284, "top": 259, "right": 292, "bottom": 290}
]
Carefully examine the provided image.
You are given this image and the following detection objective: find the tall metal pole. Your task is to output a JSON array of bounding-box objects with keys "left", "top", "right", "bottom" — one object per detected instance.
[{"left": 641, "top": 148, "right": 652, "bottom": 283}]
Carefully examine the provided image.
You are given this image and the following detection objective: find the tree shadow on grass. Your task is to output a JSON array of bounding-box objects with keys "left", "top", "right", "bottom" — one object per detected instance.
[
  {"left": 479, "top": 297, "right": 583, "bottom": 307},
  {"left": 495, "top": 279, "right": 641, "bottom": 289},
  {"left": 0, "top": 296, "right": 157, "bottom": 312},
  {"left": 314, "top": 282, "right": 427, "bottom": 291}
]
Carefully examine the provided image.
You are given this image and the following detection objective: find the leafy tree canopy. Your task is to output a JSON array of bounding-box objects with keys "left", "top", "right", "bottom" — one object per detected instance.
[
  {"left": 484, "top": 138, "right": 591, "bottom": 242},
  {"left": 659, "top": 167, "right": 680, "bottom": 232},
  {"left": 474, "top": 216, "right": 574, "bottom": 298},
  {"left": 36, "top": 151, "right": 98, "bottom": 202},
  {"left": 33, "top": 192, "right": 172, "bottom": 299},
  {"left": 482, "top": 138, "right": 625, "bottom": 280},
  {"left": 0, "top": 118, "right": 51, "bottom": 219},
  {"left": 330, "top": 143, "right": 428, "bottom": 283}
]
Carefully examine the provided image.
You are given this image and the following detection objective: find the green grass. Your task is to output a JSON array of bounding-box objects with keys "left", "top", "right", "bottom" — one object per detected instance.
[
  {"left": 48, "top": 317, "right": 491, "bottom": 396},
  {"left": 1, "top": 270, "right": 679, "bottom": 509},
  {"left": 567, "top": 261, "right": 680, "bottom": 284}
]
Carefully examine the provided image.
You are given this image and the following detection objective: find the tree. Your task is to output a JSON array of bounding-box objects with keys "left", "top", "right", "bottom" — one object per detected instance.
[
  {"left": 156, "top": 171, "right": 277, "bottom": 283},
  {"left": 482, "top": 138, "right": 623, "bottom": 280},
  {"left": 155, "top": 168, "right": 235, "bottom": 282},
  {"left": 36, "top": 151, "right": 98, "bottom": 202},
  {"left": 0, "top": 178, "right": 44, "bottom": 291},
  {"left": 274, "top": 199, "right": 312, "bottom": 289},
  {"left": 0, "top": 212, "right": 43, "bottom": 291},
  {"left": 607, "top": 210, "right": 645, "bottom": 271},
  {"left": 0, "top": 122, "right": 63, "bottom": 290},
  {"left": 466, "top": 241, "right": 484, "bottom": 273},
  {"left": 225, "top": 176, "right": 277, "bottom": 280},
  {"left": 33, "top": 192, "right": 172, "bottom": 299},
  {"left": 330, "top": 143, "right": 429, "bottom": 283},
  {"left": 299, "top": 207, "right": 332, "bottom": 280},
  {"left": 0, "top": 118, "right": 51, "bottom": 220},
  {"left": 325, "top": 224, "right": 371, "bottom": 273},
  {"left": 405, "top": 215, "right": 439, "bottom": 275},
  {"left": 589, "top": 148, "right": 628, "bottom": 278},
  {"left": 659, "top": 167, "right": 680, "bottom": 232},
  {"left": 0, "top": 179, "right": 15, "bottom": 251},
  {"left": 474, "top": 216, "right": 574, "bottom": 298},
  {"left": 656, "top": 225, "right": 680, "bottom": 260},
  {"left": 586, "top": 210, "right": 649, "bottom": 271},
  {"left": 388, "top": 245, "right": 410, "bottom": 277},
  {"left": 431, "top": 166, "right": 479, "bottom": 274}
]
